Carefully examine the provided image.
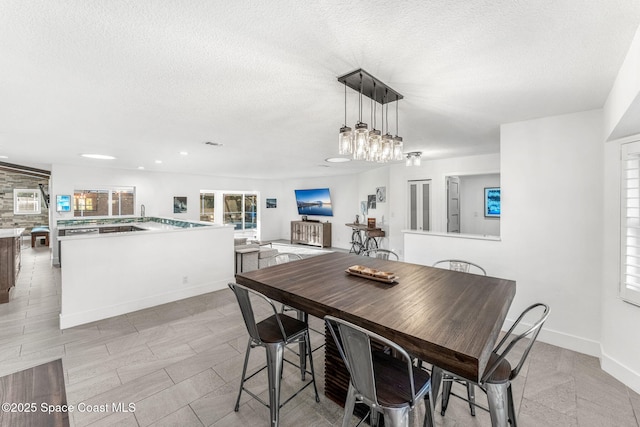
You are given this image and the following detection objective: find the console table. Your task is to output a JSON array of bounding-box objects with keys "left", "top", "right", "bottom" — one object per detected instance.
[{"left": 290, "top": 221, "right": 332, "bottom": 248}]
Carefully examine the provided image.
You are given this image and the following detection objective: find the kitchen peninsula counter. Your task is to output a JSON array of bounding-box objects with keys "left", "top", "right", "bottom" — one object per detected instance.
[{"left": 57, "top": 217, "right": 234, "bottom": 329}]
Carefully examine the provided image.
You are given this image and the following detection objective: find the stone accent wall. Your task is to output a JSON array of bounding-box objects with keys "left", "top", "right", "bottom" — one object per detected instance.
[{"left": 0, "top": 170, "right": 49, "bottom": 231}]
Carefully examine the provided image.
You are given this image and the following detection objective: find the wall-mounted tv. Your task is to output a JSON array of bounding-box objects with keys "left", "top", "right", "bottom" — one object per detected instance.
[{"left": 294, "top": 188, "right": 333, "bottom": 217}]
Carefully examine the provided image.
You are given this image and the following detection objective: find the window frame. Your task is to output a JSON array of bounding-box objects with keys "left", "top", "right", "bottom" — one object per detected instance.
[
  {"left": 73, "top": 186, "right": 136, "bottom": 217},
  {"left": 13, "top": 189, "right": 42, "bottom": 215},
  {"left": 620, "top": 140, "right": 640, "bottom": 306}
]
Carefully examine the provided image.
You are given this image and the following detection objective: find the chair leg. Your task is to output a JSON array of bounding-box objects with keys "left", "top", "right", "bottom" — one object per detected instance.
[
  {"left": 467, "top": 382, "right": 476, "bottom": 416},
  {"left": 370, "top": 407, "right": 380, "bottom": 426},
  {"left": 297, "top": 311, "right": 308, "bottom": 380},
  {"left": 507, "top": 383, "right": 517, "bottom": 427},
  {"left": 486, "top": 382, "right": 510, "bottom": 427},
  {"left": 342, "top": 383, "right": 358, "bottom": 427},
  {"left": 423, "top": 389, "right": 435, "bottom": 427},
  {"left": 383, "top": 406, "right": 410, "bottom": 427},
  {"left": 265, "top": 343, "right": 285, "bottom": 427},
  {"left": 234, "top": 339, "right": 252, "bottom": 411},
  {"left": 305, "top": 331, "right": 320, "bottom": 402},
  {"left": 440, "top": 376, "right": 452, "bottom": 416}
]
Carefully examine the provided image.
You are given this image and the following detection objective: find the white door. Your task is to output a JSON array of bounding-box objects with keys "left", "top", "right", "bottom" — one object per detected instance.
[
  {"left": 447, "top": 176, "right": 460, "bottom": 233},
  {"left": 408, "top": 180, "right": 430, "bottom": 231}
]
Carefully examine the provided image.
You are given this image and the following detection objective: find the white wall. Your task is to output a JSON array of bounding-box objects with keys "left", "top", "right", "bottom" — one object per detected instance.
[
  {"left": 459, "top": 174, "right": 501, "bottom": 236},
  {"left": 279, "top": 174, "right": 360, "bottom": 250},
  {"left": 405, "top": 110, "right": 605, "bottom": 361},
  {"left": 388, "top": 153, "right": 501, "bottom": 258}
]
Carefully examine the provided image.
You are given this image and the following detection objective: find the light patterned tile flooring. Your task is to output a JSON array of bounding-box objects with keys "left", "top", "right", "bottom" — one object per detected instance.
[{"left": 0, "top": 245, "right": 639, "bottom": 426}]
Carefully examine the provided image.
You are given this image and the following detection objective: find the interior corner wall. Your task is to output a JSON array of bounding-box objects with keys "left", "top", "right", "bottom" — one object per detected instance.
[
  {"left": 500, "top": 109, "right": 603, "bottom": 356},
  {"left": 602, "top": 136, "right": 640, "bottom": 394}
]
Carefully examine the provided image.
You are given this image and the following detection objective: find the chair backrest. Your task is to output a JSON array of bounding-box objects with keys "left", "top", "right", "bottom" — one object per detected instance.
[
  {"left": 362, "top": 248, "right": 399, "bottom": 261},
  {"left": 324, "top": 315, "right": 419, "bottom": 408},
  {"left": 268, "top": 252, "right": 303, "bottom": 266},
  {"left": 432, "top": 259, "right": 487, "bottom": 275},
  {"left": 228, "top": 282, "right": 287, "bottom": 343},
  {"left": 481, "top": 303, "right": 550, "bottom": 383}
]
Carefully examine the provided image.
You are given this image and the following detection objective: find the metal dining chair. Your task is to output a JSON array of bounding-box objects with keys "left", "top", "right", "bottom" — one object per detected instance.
[
  {"left": 269, "top": 252, "right": 325, "bottom": 357},
  {"left": 431, "top": 258, "right": 487, "bottom": 416},
  {"left": 228, "top": 282, "right": 319, "bottom": 427},
  {"left": 325, "top": 315, "right": 435, "bottom": 427},
  {"left": 362, "top": 248, "right": 399, "bottom": 261},
  {"left": 437, "top": 303, "right": 550, "bottom": 427},
  {"left": 432, "top": 259, "right": 487, "bottom": 275}
]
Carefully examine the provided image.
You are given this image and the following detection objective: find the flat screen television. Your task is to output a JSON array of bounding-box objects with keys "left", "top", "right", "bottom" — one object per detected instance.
[{"left": 294, "top": 188, "right": 333, "bottom": 216}]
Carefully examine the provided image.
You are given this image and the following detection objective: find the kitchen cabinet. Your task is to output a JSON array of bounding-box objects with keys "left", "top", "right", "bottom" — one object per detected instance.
[{"left": 0, "top": 231, "right": 23, "bottom": 303}]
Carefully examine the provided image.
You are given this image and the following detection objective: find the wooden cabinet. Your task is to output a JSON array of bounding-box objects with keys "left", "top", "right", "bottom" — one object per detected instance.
[
  {"left": 290, "top": 221, "right": 332, "bottom": 248},
  {"left": 0, "top": 236, "right": 21, "bottom": 303}
]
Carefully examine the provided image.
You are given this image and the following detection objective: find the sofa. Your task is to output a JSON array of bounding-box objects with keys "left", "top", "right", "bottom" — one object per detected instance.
[{"left": 234, "top": 238, "right": 278, "bottom": 274}]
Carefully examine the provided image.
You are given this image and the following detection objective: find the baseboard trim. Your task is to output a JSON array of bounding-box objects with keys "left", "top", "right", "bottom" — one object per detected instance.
[
  {"left": 60, "top": 279, "right": 229, "bottom": 329},
  {"left": 601, "top": 349, "right": 640, "bottom": 395},
  {"left": 502, "top": 318, "right": 601, "bottom": 357}
]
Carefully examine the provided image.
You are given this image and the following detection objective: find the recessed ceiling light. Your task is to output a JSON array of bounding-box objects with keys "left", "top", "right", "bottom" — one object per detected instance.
[
  {"left": 155, "top": 160, "right": 162, "bottom": 164},
  {"left": 0, "top": 155, "right": 8, "bottom": 159},
  {"left": 81, "top": 154, "right": 116, "bottom": 160},
  {"left": 138, "top": 166, "right": 145, "bottom": 170},
  {"left": 203, "top": 141, "right": 223, "bottom": 147},
  {"left": 325, "top": 157, "right": 351, "bottom": 163},
  {"left": 179, "top": 151, "right": 188, "bottom": 156}
]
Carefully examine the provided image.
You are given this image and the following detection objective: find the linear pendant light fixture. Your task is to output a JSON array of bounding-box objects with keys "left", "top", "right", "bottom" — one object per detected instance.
[{"left": 338, "top": 69, "right": 404, "bottom": 163}]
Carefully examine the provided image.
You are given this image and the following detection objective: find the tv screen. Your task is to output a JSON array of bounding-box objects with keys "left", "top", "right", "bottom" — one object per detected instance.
[
  {"left": 295, "top": 188, "right": 333, "bottom": 216},
  {"left": 56, "top": 195, "right": 71, "bottom": 212}
]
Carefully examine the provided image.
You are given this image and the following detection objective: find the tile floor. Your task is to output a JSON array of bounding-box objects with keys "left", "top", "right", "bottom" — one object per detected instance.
[{"left": 0, "top": 245, "right": 639, "bottom": 426}]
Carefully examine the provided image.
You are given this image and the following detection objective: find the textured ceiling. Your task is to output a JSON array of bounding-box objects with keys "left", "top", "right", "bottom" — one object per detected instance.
[{"left": 1, "top": 0, "right": 639, "bottom": 179}]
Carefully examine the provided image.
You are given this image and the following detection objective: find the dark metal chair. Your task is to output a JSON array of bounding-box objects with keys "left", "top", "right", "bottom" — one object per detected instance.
[
  {"left": 437, "top": 303, "right": 550, "bottom": 426},
  {"left": 362, "top": 248, "right": 399, "bottom": 261},
  {"left": 325, "top": 315, "right": 435, "bottom": 427},
  {"left": 228, "top": 282, "right": 319, "bottom": 427}
]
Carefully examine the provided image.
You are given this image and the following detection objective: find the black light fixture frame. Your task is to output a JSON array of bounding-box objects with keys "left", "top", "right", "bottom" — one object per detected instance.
[{"left": 337, "top": 69, "right": 403, "bottom": 104}]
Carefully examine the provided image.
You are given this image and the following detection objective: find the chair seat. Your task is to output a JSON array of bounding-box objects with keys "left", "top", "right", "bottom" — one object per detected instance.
[
  {"left": 257, "top": 314, "right": 308, "bottom": 343},
  {"left": 483, "top": 353, "right": 512, "bottom": 384},
  {"left": 372, "top": 351, "right": 431, "bottom": 408}
]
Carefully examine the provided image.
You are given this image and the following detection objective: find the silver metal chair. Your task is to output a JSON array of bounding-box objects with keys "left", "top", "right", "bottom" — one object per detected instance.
[
  {"left": 362, "top": 248, "right": 399, "bottom": 261},
  {"left": 432, "top": 259, "right": 487, "bottom": 275},
  {"left": 267, "top": 252, "right": 303, "bottom": 266},
  {"left": 431, "top": 259, "right": 487, "bottom": 416},
  {"left": 325, "top": 315, "right": 435, "bottom": 427},
  {"left": 228, "top": 283, "right": 319, "bottom": 427},
  {"left": 437, "top": 303, "right": 550, "bottom": 427},
  {"left": 269, "top": 253, "right": 326, "bottom": 354}
]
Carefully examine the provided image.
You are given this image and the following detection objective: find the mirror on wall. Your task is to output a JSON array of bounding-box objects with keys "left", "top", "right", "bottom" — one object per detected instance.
[{"left": 445, "top": 173, "right": 500, "bottom": 237}]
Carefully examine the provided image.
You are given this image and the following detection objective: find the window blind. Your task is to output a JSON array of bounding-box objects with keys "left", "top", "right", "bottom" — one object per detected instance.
[{"left": 621, "top": 141, "right": 640, "bottom": 306}]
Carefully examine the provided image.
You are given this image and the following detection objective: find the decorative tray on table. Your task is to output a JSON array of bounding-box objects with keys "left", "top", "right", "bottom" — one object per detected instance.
[{"left": 345, "top": 265, "right": 399, "bottom": 284}]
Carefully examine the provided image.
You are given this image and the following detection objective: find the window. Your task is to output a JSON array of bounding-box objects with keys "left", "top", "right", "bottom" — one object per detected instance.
[
  {"left": 14, "top": 189, "right": 41, "bottom": 214},
  {"left": 200, "top": 192, "right": 215, "bottom": 222},
  {"left": 73, "top": 187, "right": 135, "bottom": 217},
  {"left": 621, "top": 141, "right": 640, "bottom": 306},
  {"left": 222, "top": 192, "right": 257, "bottom": 231}
]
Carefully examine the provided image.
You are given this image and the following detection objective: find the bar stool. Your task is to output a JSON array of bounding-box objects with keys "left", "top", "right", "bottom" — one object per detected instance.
[
  {"left": 325, "top": 315, "right": 435, "bottom": 427},
  {"left": 437, "top": 303, "right": 550, "bottom": 426},
  {"left": 362, "top": 248, "right": 399, "bottom": 260},
  {"left": 228, "top": 283, "right": 319, "bottom": 427},
  {"left": 431, "top": 258, "right": 487, "bottom": 416}
]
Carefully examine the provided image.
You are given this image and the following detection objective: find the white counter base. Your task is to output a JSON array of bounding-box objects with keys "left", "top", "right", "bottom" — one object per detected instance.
[{"left": 60, "top": 225, "right": 234, "bottom": 329}]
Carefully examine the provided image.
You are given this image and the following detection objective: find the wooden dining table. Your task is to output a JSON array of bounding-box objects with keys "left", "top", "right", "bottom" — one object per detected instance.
[{"left": 235, "top": 251, "right": 516, "bottom": 422}]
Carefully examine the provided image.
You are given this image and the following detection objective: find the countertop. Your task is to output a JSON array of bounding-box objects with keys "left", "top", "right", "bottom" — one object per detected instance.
[
  {"left": 57, "top": 221, "right": 229, "bottom": 241},
  {"left": 0, "top": 228, "right": 26, "bottom": 238}
]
